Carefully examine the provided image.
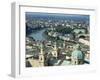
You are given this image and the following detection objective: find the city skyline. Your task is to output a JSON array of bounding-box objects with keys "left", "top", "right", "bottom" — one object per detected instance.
[
  {"left": 25, "top": 12, "right": 90, "bottom": 67},
  {"left": 26, "top": 12, "right": 89, "bottom": 22}
]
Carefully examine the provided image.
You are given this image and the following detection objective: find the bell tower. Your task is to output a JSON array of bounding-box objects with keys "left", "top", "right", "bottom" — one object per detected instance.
[
  {"left": 39, "top": 43, "right": 44, "bottom": 66},
  {"left": 63, "top": 40, "right": 66, "bottom": 48},
  {"left": 52, "top": 42, "right": 58, "bottom": 58}
]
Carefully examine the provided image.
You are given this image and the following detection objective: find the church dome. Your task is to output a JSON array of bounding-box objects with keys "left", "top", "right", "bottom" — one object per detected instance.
[
  {"left": 72, "top": 50, "right": 83, "bottom": 59},
  {"left": 72, "top": 44, "right": 83, "bottom": 59}
]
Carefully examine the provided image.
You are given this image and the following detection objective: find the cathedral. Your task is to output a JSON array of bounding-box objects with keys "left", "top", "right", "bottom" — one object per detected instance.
[{"left": 38, "top": 42, "right": 58, "bottom": 66}]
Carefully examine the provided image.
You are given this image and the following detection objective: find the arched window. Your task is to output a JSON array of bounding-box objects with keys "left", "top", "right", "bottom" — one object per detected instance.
[
  {"left": 79, "top": 35, "right": 85, "bottom": 39},
  {"left": 41, "top": 58, "right": 42, "bottom": 60}
]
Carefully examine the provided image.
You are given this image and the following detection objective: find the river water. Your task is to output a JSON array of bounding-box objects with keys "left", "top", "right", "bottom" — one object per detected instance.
[{"left": 28, "top": 29, "right": 46, "bottom": 41}]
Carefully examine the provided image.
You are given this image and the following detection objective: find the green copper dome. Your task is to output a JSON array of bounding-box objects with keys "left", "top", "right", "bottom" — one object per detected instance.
[{"left": 72, "top": 50, "right": 83, "bottom": 59}]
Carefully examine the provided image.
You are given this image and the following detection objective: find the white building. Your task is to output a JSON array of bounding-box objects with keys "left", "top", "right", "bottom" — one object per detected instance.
[{"left": 52, "top": 42, "right": 58, "bottom": 58}]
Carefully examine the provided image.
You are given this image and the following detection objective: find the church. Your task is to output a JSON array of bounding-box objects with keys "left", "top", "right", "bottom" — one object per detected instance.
[{"left": 26, "top": 42, "right": 85, "bottom": 67}]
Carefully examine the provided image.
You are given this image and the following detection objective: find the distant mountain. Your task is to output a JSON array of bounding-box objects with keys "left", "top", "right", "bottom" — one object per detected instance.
[{"left": 26, "top": 12, "right": 89, "bottom": 22}]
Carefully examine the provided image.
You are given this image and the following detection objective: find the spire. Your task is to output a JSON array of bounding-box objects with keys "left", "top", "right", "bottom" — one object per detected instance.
[
  {"left": 40, "top": 43, "right": 44, "bottom": 54},
  {"left": 52, "top": 42, "right": 58, "bottom": 58},
  {"left": 63, "top": 40, "right": 66, "bottom": 48},
  {"left": 54, "top": 42, "right": 57, "bottom": 50},
  {"left": 39, "top": 43, "right": 45, "bottom": 66}
]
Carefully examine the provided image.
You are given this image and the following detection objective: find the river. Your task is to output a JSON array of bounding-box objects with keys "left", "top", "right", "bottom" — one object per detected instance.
[{"left": 28, "top": 29, "right": 46, "bottom": 41}]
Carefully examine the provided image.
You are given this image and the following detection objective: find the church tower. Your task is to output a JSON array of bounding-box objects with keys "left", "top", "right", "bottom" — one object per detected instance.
[
  {"left": 63, "top": 40, "right": 66, "bottom": 48},
  {"left": 52, "top": 42, "right": 58, "bottom": 58},
  {"left": 39, "top": 43, "right": 44, "bottom": 66}
]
